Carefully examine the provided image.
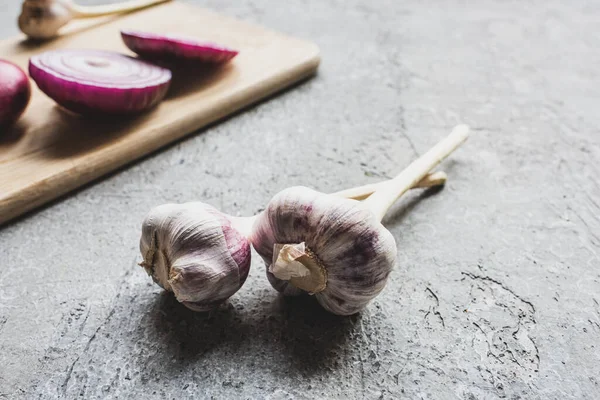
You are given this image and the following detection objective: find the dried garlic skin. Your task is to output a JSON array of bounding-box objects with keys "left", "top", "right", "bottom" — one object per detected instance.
[
  {"left": 251, "top": 186, "right": 397, "bottom": 316},
  {"left": 139, "top": 202, "right": 251, "bottom": 312}
]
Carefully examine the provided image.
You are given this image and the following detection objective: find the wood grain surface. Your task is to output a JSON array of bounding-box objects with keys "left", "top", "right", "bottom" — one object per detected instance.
[{"left": 0, "top": 1, "right": 320, "bottom": 226}]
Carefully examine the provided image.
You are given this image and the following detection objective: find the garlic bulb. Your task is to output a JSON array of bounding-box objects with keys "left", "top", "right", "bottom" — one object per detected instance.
[
  {"left": 139, "top": 202, "right": 251, "bottom": 312},
  {"left": 251, "top": 125, "right": 470, "bottom": 315},
  {"left": 252, "top": 187, "right": 397, "bottom": 315},
  {"left": 137, "top": 173, "right": 446, "bottom": 312},
  {"left": 19, "top": 0, "right": 171, "bottom": 39},
  {"left": 19, "top": 0, "right": 72, "bottom": 39}
]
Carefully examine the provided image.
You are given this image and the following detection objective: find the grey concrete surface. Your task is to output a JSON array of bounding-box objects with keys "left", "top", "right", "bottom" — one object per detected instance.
[{"left": 1, "top": 0, "right": 599, "bottom": 399}]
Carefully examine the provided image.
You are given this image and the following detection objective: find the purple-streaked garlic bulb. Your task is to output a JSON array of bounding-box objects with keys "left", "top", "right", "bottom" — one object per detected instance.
[
  {"left": 121, "top": 30, "right": 239, "bottom": 64},
  {"left": 29, "top": 49, "right": 171, "bottom": 115},
  {"left": 251, "top": 125, "right": 470, "bottom": 315},
  {"left": 252, "top": 187, "right": 397, "bottom": 315},
  {"left": 139, "top": 202, "right": 251, "bottom": 312},
  {"left": 137, "top": 174, "right": 446, "bottom": 312}
]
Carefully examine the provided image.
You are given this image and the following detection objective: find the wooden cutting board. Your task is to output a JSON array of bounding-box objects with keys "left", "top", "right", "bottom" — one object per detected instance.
[{"left": 0, "top": 1, "right": 320, "bottom": 226}]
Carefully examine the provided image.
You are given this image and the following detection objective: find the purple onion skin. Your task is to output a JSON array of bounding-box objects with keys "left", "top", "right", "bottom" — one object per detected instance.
[
  {"left": 29, "top": 50, "right": 172, "bottom": 116},
  {"left": 121, "top": 30, "right": 238, "bottom": 64},
  {"left": 0, "top": 60, "right": 31, "bottom": 129}
]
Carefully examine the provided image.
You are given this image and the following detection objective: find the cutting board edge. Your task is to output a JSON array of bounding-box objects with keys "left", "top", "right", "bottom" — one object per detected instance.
[{"left": 0, "top": 48, "right": 320, "bottom": 227}]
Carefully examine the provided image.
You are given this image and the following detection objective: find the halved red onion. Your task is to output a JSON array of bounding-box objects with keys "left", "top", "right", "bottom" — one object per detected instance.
[
  {"left": 121, "top": 30, "right": 238, "bottom": 64},
  {"left": 0, "top": 59, "right": 31, "bottom": 129},
  {"left": 29, "top": 49, "right": 172, "bottom": 115}
]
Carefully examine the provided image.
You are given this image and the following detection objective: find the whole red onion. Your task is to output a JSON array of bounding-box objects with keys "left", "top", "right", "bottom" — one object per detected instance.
[{"left": 0, "top": 59, "right": 31, "bottom": 129}]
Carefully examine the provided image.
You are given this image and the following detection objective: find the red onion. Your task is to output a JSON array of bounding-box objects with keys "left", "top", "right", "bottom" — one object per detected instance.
[
  {"left": 0, "top": 59, "right": 31, "bottom": 128},
  {"left": 121, "top": 30, "right": 238, "bottom": 64},
  {"left": 29, "top": 49, "right": 172, "bottom": 115}
]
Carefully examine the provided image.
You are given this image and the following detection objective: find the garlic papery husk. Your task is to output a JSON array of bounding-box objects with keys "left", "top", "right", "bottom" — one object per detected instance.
[
  {"left": 251, "top": 125, "right": 470, "bottom": 315},
  {"left": 252, "top": 186, "right": 397, "bottom": 315},
  {"left": 139, "top": 202, "right": 250, "bottom": 312}
]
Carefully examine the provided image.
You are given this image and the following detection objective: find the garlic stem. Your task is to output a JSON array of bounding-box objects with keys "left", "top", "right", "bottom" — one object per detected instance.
[
  {"left": 71, "top": 0, "right": 171, "bottom": 18},
  {"left": 331, "top": 171, "right": 447, "bottom": 201},
  {"left": 365, "top": 125, "right": 470, "bottom": 221},
  {"left": 229, "top": 171, "right": 448, "bottom": 238}
]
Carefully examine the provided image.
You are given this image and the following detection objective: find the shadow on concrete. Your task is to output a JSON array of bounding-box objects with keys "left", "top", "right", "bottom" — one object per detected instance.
[
  {"left": 384, "top": 185, "right": 445, "bottom": 226},
  {"left": 148, "top": 292, "right": 253, "bottom": 361},
  {"left": 144, "top": 288, "right": 358, "bottom": 377},
  {"left": 264, "top": 294, "right": 358, "bottom": 376}
]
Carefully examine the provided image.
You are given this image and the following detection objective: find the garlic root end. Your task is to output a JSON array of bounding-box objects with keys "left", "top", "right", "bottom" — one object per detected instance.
[{"left": 271, "top": 242, "right": 327, "bottom": 294}]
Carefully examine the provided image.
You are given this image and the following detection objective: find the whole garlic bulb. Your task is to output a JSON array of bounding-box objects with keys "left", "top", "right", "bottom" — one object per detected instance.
[
  {"left": 19, "top": 0, "right": 171, "bottom": 40},
  {"left": 139, "top": 202, "right": 251, "bottom": 312},
  {"left": 252, "top": 186, "right": 397, "bottom": 315},
  {"left": 19, "top": 0, "right": 73, "bottom": 40},
  {"left": 251, "top": 125, "right": 470, "bottom": 315}
]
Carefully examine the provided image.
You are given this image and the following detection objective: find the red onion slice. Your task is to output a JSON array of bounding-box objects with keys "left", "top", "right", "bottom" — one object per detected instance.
[
  {"left": 121, "top": 30, "right": 238, "bottom": 64},
  {"left": 29, "top": 49, "right": 172, "bottom": 115}
]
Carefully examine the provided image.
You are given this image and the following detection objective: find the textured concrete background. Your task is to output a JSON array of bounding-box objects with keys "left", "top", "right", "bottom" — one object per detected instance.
[{"left": 1, "top": 0, "right": 599, "bottom": 399}]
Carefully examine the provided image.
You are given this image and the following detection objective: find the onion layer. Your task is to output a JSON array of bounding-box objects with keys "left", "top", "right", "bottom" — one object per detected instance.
[
  {"left": 121, "top": 30, "right": 238, "bottom": 64},
  {"left": 0, "top": 59, "right": 31, "bottom": 129},
  {"left": 29, "top": 49, "right": 172, "bottom": 115}
]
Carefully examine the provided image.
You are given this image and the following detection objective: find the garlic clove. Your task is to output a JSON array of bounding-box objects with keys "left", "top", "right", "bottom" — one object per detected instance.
[{"left": 139, "top": 202, "right": 250, "bottom": 312}]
